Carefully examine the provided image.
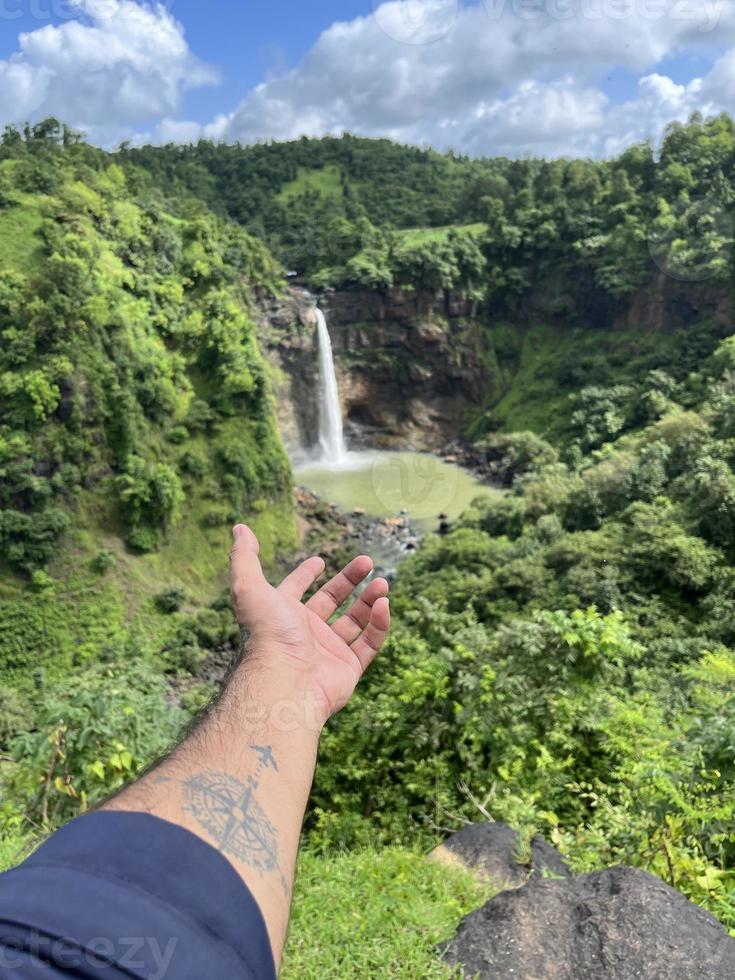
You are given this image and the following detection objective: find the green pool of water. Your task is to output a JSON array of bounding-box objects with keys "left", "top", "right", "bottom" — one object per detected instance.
[{"left": 294, "top": 451, "right": 497, "bottom": 532}]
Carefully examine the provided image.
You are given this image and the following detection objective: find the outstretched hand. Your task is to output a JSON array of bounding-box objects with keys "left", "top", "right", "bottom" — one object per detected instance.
[{"left": 230, "top": 524, "right": 390, "bottom": 724}]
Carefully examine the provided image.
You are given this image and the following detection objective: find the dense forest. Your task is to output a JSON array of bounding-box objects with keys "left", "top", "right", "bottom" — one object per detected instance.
[
  {"left": 125, "top": 116, "right": 733, "bottom": 301},
  {"left": 2, "top": 114, "right": 735, "bottom": 961},
  {"left": 0, "top": 120, "right": 295, "bottom": 840}
]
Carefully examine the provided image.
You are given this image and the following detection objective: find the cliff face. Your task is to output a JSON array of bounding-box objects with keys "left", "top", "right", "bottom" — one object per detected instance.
[
  {"left": 323, "top": 288, "right": 490, "bottom": 450},
  {"left": 258, "top": 275, "right": 733, "bottom": 455},
  {"left": 259, "top": 285, "right": 492, "bottom": 452},
  {"left": 520, "top": 270, "right": 733, "bottom": 334},
  {"left": 258, "top": 287, "right": 320, "bottom": 452}
]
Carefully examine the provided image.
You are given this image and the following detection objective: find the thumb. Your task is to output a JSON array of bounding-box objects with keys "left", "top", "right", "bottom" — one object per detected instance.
[{"left": 230, "top": 525, "right": 268, "bottom": 625}]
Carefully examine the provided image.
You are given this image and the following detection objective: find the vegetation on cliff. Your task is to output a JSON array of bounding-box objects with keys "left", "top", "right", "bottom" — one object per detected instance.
[{"left": 0, "top": 120, "right": 294, "bottom": 825}]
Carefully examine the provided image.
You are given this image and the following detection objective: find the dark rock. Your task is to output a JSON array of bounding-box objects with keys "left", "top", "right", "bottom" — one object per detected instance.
[
  {"left": 432, "top": 822, "right": 570, "bottom": 890},
  {"left": 441, "top": 865, "right": 735, "bottom": 979}
]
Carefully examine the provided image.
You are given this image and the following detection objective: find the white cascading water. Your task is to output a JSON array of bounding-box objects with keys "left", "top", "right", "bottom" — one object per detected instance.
[{"left": 315, "top": 307, "right": 347, "bottom": 465}]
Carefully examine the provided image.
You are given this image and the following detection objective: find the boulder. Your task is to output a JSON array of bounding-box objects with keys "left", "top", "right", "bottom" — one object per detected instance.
[
  {"left": 430, "top": 822, "right": 570, "bottom": 889},
  {"left": 441, "top": 865, "right": 735, "bottom": 979}
]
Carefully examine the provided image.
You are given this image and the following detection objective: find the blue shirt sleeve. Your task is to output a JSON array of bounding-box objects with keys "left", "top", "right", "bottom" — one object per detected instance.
[{"left": 0, "top": 811, "right": 276, "bottom": 980}]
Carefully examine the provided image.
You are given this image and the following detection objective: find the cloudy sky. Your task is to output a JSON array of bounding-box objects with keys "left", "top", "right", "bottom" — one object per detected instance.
[{"left": 0, "top": 0, "right": 732, "bottom": 157}]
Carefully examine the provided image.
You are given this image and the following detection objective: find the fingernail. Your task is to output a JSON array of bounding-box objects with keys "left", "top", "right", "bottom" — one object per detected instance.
[{"left": 233, "top": 525, "right": 245, "bottom": 541}]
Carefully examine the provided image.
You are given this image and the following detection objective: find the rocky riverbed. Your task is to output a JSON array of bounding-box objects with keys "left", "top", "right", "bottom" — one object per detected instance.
[{"left": 293, "top": 486, "right": 424, "bottom": 586}]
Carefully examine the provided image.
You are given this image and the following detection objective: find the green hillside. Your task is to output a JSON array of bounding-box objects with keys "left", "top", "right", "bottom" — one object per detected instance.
[
  {"left": 126, "top": 115, "right": 734, "bottom": 302},
  {"left": 0, "top": 120, "right": 294, "bottom": 703},
  {"left": 276, "top": 164, "right": 345, "bottom": 203}
]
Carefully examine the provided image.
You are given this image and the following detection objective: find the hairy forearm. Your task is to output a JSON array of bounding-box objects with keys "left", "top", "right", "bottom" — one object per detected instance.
[
  {"left": 104, "top": 523, "right": 391, "bottom": 970},
  {"left": 104, "top": 651, "right": 324, "bottom": 967}
]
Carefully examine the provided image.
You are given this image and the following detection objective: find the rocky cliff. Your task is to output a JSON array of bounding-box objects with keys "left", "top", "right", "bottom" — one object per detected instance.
[
  {"left": 258, "top": 285, "right": 492, "bottom": 453},
  {"left": 258, "top": 275, "right": 733, "bottom": 456}
]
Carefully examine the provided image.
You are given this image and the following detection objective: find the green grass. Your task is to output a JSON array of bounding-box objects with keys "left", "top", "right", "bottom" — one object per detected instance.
[
  {"left": 276, "top": 165, "right": 345, "bottom": 203},
  {"left": 491, "top": 323, "right": 579, "bottom": 440},
  {"left": 0, "top": 835, "right": 31, "bottom": 872},
  {"left": 281, "top": 847, "right": 494, "bottom": 979},
  {"left": 0, "top": 200, "right": 45, "bottom": 273},
  {"left": 396, "top": 223, "right": 486, "bottom": 247}
]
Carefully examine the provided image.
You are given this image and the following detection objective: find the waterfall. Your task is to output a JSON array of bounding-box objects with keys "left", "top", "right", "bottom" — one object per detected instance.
[{"left": 315, "top": 307, "right": 346, "bottom": 465}]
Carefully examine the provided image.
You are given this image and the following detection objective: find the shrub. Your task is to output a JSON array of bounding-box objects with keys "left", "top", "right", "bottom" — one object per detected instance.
[
  {"left": 116, "top": 457, "right": 185, "bottom": 551},
  {"left": 7, "top": 661, "right": 185, "bottom": 828},
  {"left": 154, "top": 587, "right": 188, "bottom": 614},
  {"left": 0, "top": 689, "right": 33, "bottom": 749},
  {"left": 0, "top": 507, "right": 70, "bottom": 573},
  {"left": 476, "top": 431, "right": 559, "bottom": 487},
  {"left": 91, "top": 549, "right": 115, "bottom": 575},
  {"left": 167, "top": 425, "right": 189, "bottom": 445}
]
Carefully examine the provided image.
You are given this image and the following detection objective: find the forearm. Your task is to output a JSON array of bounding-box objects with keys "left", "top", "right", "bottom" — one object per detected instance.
[
  {"left": 104, "top": 652, "right": 324, "bottom": 967},
  {"left": 104, "top": 523, "right": 390, "bottom": 971}
]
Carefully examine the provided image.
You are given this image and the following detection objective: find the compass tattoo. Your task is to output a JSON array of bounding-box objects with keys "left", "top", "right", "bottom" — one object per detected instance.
[{"left": 181, "top": 745, "right": 287, "bottom": 891}]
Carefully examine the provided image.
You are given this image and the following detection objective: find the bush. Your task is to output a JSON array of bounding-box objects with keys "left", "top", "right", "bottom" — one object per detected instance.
[
  {"left": 91, "top": 549, "right": 115, "bottom": 574},
  {"left": 0, "top": 689, "right": 33, "bottom": 749},
  {"left": 7, "top": 661, "right": 185, "bottom": 828},
  {"left": 167, "top": 425, "right": 189, "bottom": 445},
  {"left": 476, "top": 431, "right": 559, "bottom": 487},
  {"left": 0, "top": 507, "right": 70, "bottom": 573},
  {"left": 116, "top": 457, "right": 185, "bottom": 551},
  {"left": 154, "top": 587, "right": 188, "bottom": 614},
  {"left": 309, "top": 602, "right": 640, "bottom": 848}
]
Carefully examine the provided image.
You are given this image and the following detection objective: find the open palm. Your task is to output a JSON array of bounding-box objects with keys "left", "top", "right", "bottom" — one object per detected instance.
[{"left": 230, "top": 525, "right": 391, "bottom": 722}]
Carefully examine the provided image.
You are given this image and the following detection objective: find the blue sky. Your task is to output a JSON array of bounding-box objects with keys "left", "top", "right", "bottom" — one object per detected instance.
[
  {"left": 0, "top": 1, "right": 375, "bottom": 130},
  {"left": 0, "top": 1, "right": 734, "bottom": 157}
]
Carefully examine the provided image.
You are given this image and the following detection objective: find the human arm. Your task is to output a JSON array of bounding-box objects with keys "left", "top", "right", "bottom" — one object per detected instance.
[{"left": 102, "top": 524, "right": 391, "bottom": 968}]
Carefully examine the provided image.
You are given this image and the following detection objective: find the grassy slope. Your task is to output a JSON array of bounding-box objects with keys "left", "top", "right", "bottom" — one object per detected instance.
[
  {"left": 396, "top": 223, "right": 487, "bottom": 246},
  {"left": 282, "top": 848, "right": 494, "bottom": 979},
  {"left": 276, "top": 165, "right": 345, "bottom": 203},
  {"left": 0, "top": 160, "right": 45, "bottom": 272},
  {"left": 490, "top": 323, "right": 583, "bottom": 440},
  {"left": 0, "top": 189, "right": 45, "bottom": 273},
  {"left": 0, "top": 492, "right": 296, "bottom": 695}
]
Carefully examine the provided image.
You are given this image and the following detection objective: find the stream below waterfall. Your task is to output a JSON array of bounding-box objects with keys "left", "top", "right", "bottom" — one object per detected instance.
[{"left": 294, "top": 451, "right": 500, "bottom": 581}]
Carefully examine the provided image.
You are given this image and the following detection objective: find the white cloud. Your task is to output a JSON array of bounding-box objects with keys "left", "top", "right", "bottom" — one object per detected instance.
[
  {"left": 4, "top": 0, "right": 735, "bottom": 157},
  {"left": 461, "top": 79, "right": 609, "bottom": 157},
  {"left": 0, "top": 0, "right": 217, "bottom": 145},
  {"left": 163, "top": 0, "right": 735, "bottom": 157}
]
